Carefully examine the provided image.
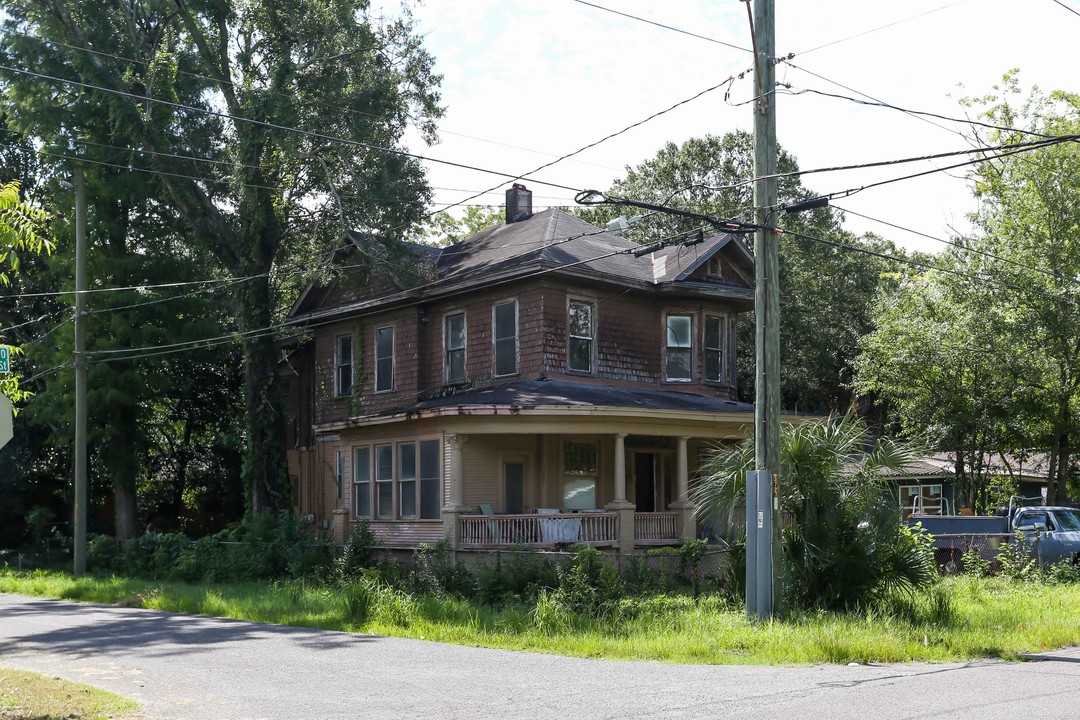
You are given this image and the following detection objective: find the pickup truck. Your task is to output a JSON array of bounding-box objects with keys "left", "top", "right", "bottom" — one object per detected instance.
[{"left": 907, "top": 505, "right": 1080, "bottom": 564}]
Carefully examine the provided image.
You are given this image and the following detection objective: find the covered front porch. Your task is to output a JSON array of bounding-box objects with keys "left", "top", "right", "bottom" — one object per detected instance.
[{"left": 443, "top": 431, "right": 712, "bottom": 553}]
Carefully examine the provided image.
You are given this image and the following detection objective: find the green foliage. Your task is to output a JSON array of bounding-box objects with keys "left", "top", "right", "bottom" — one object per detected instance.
[
  {"left": 408, "top": 541, "right": 475, "bottom": 597},
  {"left": 859, "top": 75, "right": 1080, "bottom": 505},
  {"left": 995, "top": 532, "right": 1036, "bottom": 580},
  {"left": 474, "top": 551, "right": 559, "bottom": 606},
  {"left": 550, "top": 547, "right": 624, "bottom": 620},
  {"left": 337, "top": 519, "right": 380, "bottom": 580},
  {"left": 961, "top": 545, "right": 993, "bottom": 578},
  {"left": 1042, "top": 559, "right": 1080, "bottom": 584},
  {"left": 573, "top": 131, "right": 902, "bottom": 414},
  {"left": 87, "top": 512, "right": 332, "bottom": 584},
  {"left": 693, "top": 412, "right": 938, "bottom": 611}
]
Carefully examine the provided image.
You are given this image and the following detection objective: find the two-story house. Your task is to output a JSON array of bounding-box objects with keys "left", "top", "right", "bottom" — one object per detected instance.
[{"left": 283, "top": 184, "right": 757, "bottom": 552}]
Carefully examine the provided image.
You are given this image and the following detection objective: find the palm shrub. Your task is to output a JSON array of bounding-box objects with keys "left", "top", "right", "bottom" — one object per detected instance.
[{"left": 691, "top": 411, "right": 937, "bottom": 611}]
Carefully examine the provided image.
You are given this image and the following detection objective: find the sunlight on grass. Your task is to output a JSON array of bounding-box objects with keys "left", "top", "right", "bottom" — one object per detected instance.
[
  {"left": 0, "top": 666, "right": 140, "bottom": 720},
  {"left": 3, "top": 569, "right": 1079, "bottom": 666}
]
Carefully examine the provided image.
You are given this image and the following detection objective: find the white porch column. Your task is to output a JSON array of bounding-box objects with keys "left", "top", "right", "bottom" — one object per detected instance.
[
  {"left": 613, "top": 432, "right": 627, "bottom": 504},
  {"left": 670, "top": 435, "right": 697, "bottom": 541},
  {"left": 606, "top": 432, "right": 634, "bottom": 554},
  {"left": 442, "top": 434, "right": 468, "bottom": 547}
]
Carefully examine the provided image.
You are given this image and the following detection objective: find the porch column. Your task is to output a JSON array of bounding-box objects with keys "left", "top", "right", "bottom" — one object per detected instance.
[
  {"left": 606, "top": 432, "right": 635, "bottom": 554},
  {"left": 442, "top": 434, "right": 468, "bottom": 547},
  {"left": 669, "top": 435, "right": 697, "bottom": 541}
]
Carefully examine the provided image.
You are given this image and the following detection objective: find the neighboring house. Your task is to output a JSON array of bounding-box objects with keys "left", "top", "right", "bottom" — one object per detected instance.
[
  {"left": 882, "top": 453, "right": 1050, "bottom": 515},
  {"left": 282, "top": 184, "right": 759, "bottom": 552}
]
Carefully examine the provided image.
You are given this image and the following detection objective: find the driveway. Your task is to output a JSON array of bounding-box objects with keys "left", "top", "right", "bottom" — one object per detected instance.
[{"left": 1, "top": 593, "right": 1078, "bottom": 719}]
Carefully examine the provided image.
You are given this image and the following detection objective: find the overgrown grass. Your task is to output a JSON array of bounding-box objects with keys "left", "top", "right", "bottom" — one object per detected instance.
[
  {"left": 0, "top": 666, "right": 140, "bottom": 720},
  {"left": 4, "top": 569, "right": 1079, "bottom": 665}
]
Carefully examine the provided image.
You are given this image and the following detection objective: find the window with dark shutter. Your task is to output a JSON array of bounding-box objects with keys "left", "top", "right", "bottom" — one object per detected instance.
[{"left": 375, "top": 325, "right": 394, "bottom": 392}]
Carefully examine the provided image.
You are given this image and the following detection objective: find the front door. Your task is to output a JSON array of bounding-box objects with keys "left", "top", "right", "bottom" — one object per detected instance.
[
  {"left": 634, "top": 452, "right": 656, "bottom": 512},
  {"left": 503, "top": 459, "right": 526, "bottom": 514}
]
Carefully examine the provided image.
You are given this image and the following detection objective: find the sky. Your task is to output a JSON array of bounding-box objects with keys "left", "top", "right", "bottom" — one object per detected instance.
[{"left": 385, "top": 0, "right": 1080, "bottom": 253}]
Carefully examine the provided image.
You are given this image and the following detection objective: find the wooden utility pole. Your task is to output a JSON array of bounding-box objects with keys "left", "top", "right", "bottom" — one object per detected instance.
[
  {"left": 73, "top": 164, "right": 87, "bottom": 577},
  {"left": 751, "top": 0, "right": 782, "bottom": 616}
]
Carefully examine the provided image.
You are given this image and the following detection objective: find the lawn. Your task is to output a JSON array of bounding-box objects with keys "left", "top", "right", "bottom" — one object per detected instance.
[
  {"left": 2, "top": 569, "right": 1079, "bottom": 665},
  {"left": 0, "top": 666, "right": 140, "bottom": 720}
]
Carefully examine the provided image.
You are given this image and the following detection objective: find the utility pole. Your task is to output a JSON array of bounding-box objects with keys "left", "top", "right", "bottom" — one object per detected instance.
[
  {"left": 72, "top": 164, "right": 88, "bottom": 577},
  {"left": 751, "top": 0, "right": 782, "bottom": 617}
]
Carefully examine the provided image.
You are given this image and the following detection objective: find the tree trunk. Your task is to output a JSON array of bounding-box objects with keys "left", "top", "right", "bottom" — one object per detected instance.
[
  {"left": 113, "top": 481, "right": 137, "bottom": 539},
  {"left": 1056, "top": 432, "right": 1071, "bottom": 506},
  {"left": 1047, "top": 435, "right": 1060, "bottom": 506},
  {"left": 237, "top": 274, "right": 288, "bottom": 514}
]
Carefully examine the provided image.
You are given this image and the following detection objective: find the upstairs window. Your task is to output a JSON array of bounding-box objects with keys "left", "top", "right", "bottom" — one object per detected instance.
[
  {"left": 445, "top": 312, "right": 466, "bottom": 383},
  {"left": 705, "top": 315, "right": 727, "bottom": 383},
  {"left": 568, "top": 300, "right": 594, "bottom": 373},
  {"left": 493, "top": 300, "right": 518, "bottom": 376},
  {"left": 665, "top": 314, "right": 693, "bottom": 381},
  {"left": 334, "top": 335, "right": 353, "bottom": 396},
  {"left": 374, "top": 325, "right": 394, "bottom": 392}
]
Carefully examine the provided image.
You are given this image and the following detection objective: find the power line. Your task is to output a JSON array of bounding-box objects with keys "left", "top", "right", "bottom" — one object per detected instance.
[
  {"left": 833, "top": 204, "right": 1069, "bottom": 284},
  {"left": 4, "top": 29, "right": 624, "bottom": 176},
  {"left": 569, "top": 0, "right": 751, "bottom": 53},
  {"left": 775, "top": 85, "right": 1053, "bottom": 139},
  {"left": 430, "top": 75, "right": 741, "bottom": 217},
  {"left": 796, "top": 1, "right": 969, "bottom": 56},
  {"left": 773, "top": 224, "right": 1063, "bottom": 303},
  {"left": 777, "top": 59, "right": 965, "bottom": 139},
  {"left": 0, "top": 63, "right": 583, "bottom": 194},
  {"left": 1050, "top": 0, "right": 1080, "bottom": 18},
  {"left": 785, "top": 134, "right": 1079, "bottom": 208}
]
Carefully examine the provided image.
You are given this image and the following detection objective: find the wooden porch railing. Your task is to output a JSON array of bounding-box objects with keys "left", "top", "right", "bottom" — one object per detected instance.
[
  {"left": 633, "top": 512, "right": 680, "bottom": 544},
  {"left": 458, "top": 512, "right": 619, "bottom": 548}
]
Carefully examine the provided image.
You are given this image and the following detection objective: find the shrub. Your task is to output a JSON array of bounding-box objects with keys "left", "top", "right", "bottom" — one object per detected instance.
[
  {"left": 86, "top": 534, "right": 118, "bottom": 573},
  {"left": 338, "top": 520, "right": 380, "bottom": 580},
  {"left": 551, "top": 547, "right": 624, "bottom": 619},
  {"left": 475, "top": 551, "right": 559, "bottom": 606},
  {"left": 961, "top": 544, "right": 992, "bottom": 578},
  {"left": 996, "top": 532, "right": 1035, "bottom": 580},
  {"left": 409, "top": 542, "right": 475, "bottom": 597}
]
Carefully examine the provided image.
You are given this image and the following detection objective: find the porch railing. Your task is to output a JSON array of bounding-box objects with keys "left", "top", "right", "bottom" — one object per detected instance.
[
  {"left": 633, "top": 512, "right": 680, "bottom": 544},
  {"left": 459, "top": 512, "right": 619, "bottom": 548}
]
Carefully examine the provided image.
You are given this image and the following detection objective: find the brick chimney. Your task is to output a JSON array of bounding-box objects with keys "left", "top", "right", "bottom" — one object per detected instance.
[{"left": 505, "top": 184, "right": 533, "bottom": 224}]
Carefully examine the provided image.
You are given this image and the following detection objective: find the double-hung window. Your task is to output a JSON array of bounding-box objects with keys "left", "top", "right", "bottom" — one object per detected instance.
[
  {"left": 568, "top": 300, "right": 594, "bottom": 373},
  {"left": 353, "top": 447, "right": 371, "bottom": 518},
  {"left": 445, "top": 312, "right": 466, "bottom": 383},
  {"left": 493, "top": 300, "right": 518, "bottom": 376},
  {"left": 665, "top": 314, "right": 693, "bottom": 381},
  {"left": 705, "top": 315, "right": 727, "bottom": 383},
  {"left": 374, "top": 325, "right": 394, "bottom": 392},
  {"left": 334, "top": 335, "right": 353, "bottom": 396},
  {"left": 335, "top": 451, "right": 344, "bottom": 499},
  {"left": 357, "top": 440, "right": 441, "bottom": 520}
]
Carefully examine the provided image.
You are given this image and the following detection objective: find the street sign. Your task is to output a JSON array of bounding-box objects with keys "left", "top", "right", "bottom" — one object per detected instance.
[
  {"left": 0, "top": 394, "right": 12, "bottom": 450},
  {"left": 0, "top": 346, "right": 8, "bottom": 373}
]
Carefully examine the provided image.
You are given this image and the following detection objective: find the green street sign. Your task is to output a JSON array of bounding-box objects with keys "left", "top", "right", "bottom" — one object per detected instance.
[{"left": 0, "top": 347, "right": 8, "bottom": 374}]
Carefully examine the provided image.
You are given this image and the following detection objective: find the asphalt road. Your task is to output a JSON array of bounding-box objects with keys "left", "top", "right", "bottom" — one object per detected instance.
[{"left": 1, "top": 593, "right": 1079, "bottom": 720}]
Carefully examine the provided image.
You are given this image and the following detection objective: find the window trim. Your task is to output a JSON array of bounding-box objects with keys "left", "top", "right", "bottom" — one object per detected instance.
[
  {"left": 444, "top": 311, "right": 467, "bottom": 384},
  {"left": 561, "top": 439, "right": 600, "bottom": 511},
  {"left": 664, "top": 313, "right": 694, "bottom": 383},
  {"left": 374, "top": 324, "right": 395, "bottom": 394},
  {"left": 334, "top": 450, "right": 344, "bottom": 500},
  {"left": 334, "top": 334, "right": 353, "bottom": 397},
  {"left": 567, "top": 298, "right": 596, "bottom": 375},
  {"left": 354, "top": 439, "right": 442, "bottom": 521},
  {"left": 492, "top": 299, "right": 519, "bottom": 377},
  {"left": 353, "top": 446, "right": 371, "bottom": 519},
  {"left": 704, "top": 313, "right": 728, "bottom": 385}
]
